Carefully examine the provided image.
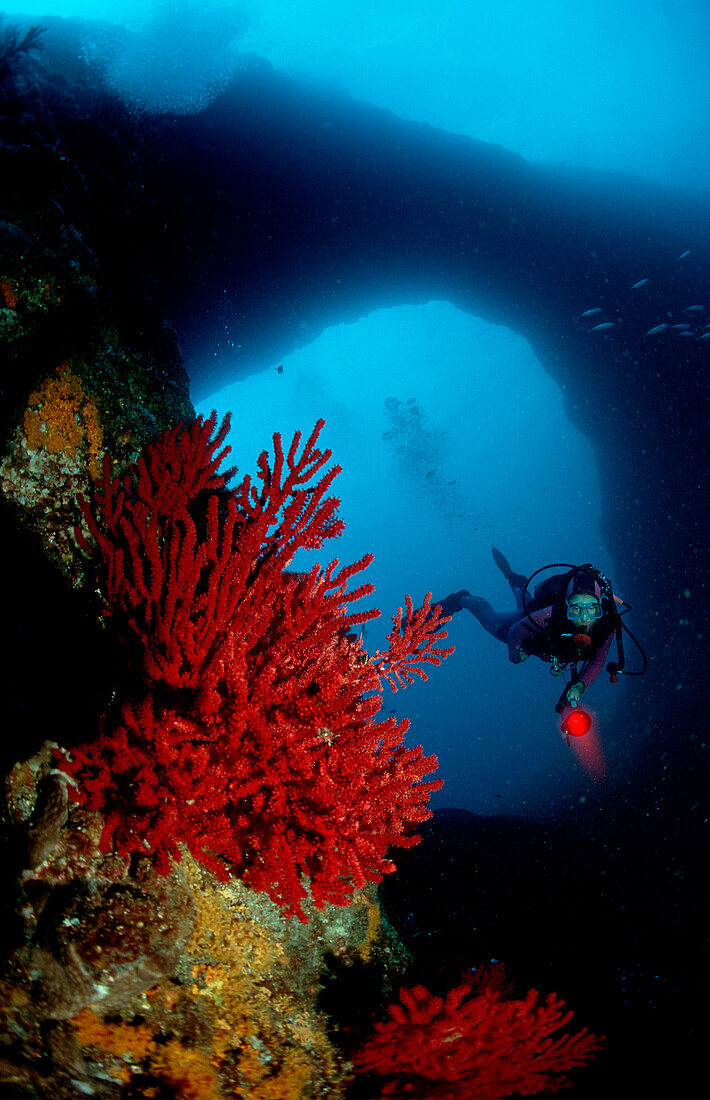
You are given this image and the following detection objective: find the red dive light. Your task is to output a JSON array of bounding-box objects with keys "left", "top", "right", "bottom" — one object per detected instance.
[
  {"left": 561, "top": 709, "right": 592, "bottom": 738},
  {"left": 559, "top": 706, "right": 607, "bottom": 782},
  {"left": 573, "top": 633, "right": 592, "bottom": 646}
]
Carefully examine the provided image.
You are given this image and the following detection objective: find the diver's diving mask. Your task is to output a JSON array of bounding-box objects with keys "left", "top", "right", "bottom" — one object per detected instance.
[{"left": 566, "top": 601, "right": 603, "bottom": 621}]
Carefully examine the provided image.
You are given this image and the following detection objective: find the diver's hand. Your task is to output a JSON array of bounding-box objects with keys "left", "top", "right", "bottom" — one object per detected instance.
[{"left": 566, "top": 682, "right": 584, "bottom": 707}]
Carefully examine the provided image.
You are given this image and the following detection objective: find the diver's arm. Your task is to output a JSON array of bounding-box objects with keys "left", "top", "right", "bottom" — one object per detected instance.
[
  {"left": 579, "top": 632, "right": 614, "bottom": 688},
  {"left": 506, "top": 607, "right": 550, "bottom": 663}
]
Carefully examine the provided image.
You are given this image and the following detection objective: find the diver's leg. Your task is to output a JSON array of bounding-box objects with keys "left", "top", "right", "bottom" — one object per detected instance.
[
  {"left": 512, "top": 581, "right": 526, "bottom": 612},
  {"left": 461, "top": 596, "right": 521, "bottom": 644}
]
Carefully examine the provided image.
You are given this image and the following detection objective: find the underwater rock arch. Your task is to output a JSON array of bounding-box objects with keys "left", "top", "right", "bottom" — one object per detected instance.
[{"left": 137, "top": 61, "right": 708, "bottom": 776}]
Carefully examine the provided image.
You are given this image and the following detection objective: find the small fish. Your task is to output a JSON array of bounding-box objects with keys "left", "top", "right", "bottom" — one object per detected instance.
[
  {"left": 697, "top": 331, "right": 710, "bottom": 340},
  {"left": 645, "top": 324, "right": 668, "bottom": 335},
  {"left": 277, "top": 364, "right": 284, "bottom": 373},
  {"left": 630, "top": 278, "right": 649, "bottom": 289},
  {"left": 672, "top": 323, "right": 691, "bottom": 330},
  {"left": 678, "top": 250, "right": 692, "bottom": 259},
  {"left": 683, "top": 304, "right": 704, "bottom": 312},
  {"left": 580, "top": 307, "right": 603, "bottom": 317},
  {"left": 589, "top": 322, "right": 615, "bottom": 331},
  {"left": 676, "top": 330, "right": 695, "bottom": 336}
]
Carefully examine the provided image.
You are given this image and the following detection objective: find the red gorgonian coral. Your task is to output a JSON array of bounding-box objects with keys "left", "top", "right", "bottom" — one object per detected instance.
[
  {"left": 353, "top": 967, "right": 604, "bottom": 1098},
  {"left": 64, "top": 413, "right": 452, "bottom": 919}
]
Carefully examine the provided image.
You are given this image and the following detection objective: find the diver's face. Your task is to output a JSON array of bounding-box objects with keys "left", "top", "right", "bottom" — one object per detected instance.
[{"left": 565, "top": 594, "right": 602, "bottom": 628}]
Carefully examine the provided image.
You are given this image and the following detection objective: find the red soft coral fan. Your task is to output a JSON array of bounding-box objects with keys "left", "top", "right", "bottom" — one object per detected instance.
[
  {"left": 353, "top": 968, "right": 604, "bottom": 1099},
  {"left": 66, "top": 413, "right": 453, "bottom": 919}
]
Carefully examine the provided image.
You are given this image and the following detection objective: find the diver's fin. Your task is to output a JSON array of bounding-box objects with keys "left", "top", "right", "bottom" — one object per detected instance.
[
  {"left": 434, "top": 590, "right": 470, "bottom": 617},
  {"left": 491, "top": 546, "right": 515, "bottom": 581},
  {"left": 491, "top": 547, "right": 528, "bottom": 592}
]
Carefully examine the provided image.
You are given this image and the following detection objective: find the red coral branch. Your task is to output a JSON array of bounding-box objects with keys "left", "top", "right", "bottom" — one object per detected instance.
[
  {"left": 353, "top": 969, "right": 604, "bottom": 1099},
  {"left": 66, "top": 414, "right": 450, "bottom": 919},
  {"left": 76, "top": 411, "right": 241, "bottom": 688},
  {"left": 374, "top": 593, "right": 454, "bottom": 691}
]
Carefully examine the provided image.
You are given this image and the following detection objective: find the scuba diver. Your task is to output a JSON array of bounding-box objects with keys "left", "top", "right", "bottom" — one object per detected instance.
[{"left": 435, "top": 548, "right": 637, "bottom": 713}]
